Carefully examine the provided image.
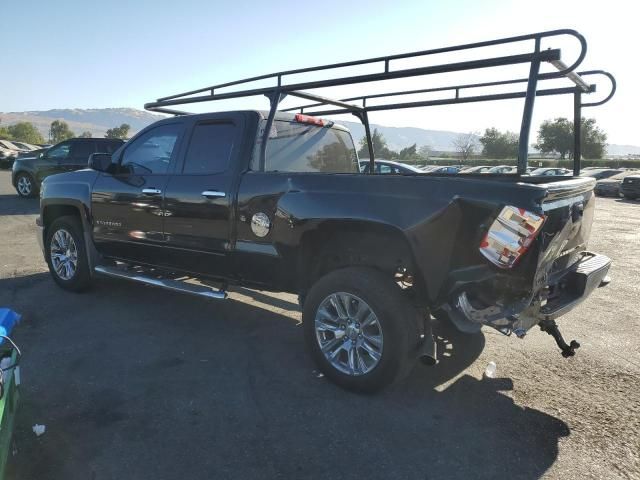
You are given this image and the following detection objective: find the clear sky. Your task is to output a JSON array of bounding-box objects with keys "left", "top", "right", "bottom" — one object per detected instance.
[{"left": 1, "top": 0, "right": 636, "bottom": 144}]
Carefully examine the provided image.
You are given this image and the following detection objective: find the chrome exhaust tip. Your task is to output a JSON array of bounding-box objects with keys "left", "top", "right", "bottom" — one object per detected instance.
[{"left": 418, "top": 334, "right": 438, "bottom": 366}]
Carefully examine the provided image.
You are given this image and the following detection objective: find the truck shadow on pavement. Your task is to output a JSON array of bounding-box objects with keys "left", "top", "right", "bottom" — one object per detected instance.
[
  {"left": 0, "top": 195, "right": 39, "bottom": 216},
  {"left": 2, "top": 273, "right": 569, "bottom": 480}
]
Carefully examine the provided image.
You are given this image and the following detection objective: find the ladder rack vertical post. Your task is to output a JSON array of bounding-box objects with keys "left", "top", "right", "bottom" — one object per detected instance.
[
  {"left": 260, "top": 90, "right": 286, "bottom": 171},
  {"left": 573, "top": 89, "right": 582, "bottom": 176},
  {"left": 517, "top": 38, "right": 541, "bottom": 175}
]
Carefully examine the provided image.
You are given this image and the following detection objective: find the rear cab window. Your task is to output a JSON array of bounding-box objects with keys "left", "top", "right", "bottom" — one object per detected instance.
[{"left": 253, "top": 119, "right": 358, "bottom": 173}]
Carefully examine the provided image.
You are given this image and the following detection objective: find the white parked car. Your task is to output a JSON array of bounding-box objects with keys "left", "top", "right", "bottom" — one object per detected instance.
[{"left": 529, "top": 167, "right": 572, "bottom": 176}]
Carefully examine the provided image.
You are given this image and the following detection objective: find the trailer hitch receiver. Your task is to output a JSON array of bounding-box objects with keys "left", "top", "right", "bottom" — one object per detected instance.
[{"left": 539, "top": 319, "right": 580, "bottom": 357}]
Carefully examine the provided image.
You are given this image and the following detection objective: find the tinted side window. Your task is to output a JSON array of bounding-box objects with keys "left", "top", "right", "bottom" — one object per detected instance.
[
  {"left": 70, "top": 141, "right": 96, "bottom": 160},
  {"left": 47, "top": 142, "right": 71, "bottom": 160},
  {"left": 97, "top": 141, "right": 121, "bottom": 154},
  {"left": 183, "top": 122, "right": 235, "bottom": 174},
  {"left": 120, "top": 124, "right": 181, "bottom": 175},
  {"left": 264, "top": 121, "right": 357, "bottom": 173}
]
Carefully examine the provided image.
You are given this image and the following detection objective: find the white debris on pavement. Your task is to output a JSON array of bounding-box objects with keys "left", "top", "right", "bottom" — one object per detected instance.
[
  {"left": 32, "top": 424, "right": 46, "bottom": 437},
  {"left": 484, "top": 361, "right": 497, "bottom": 378}
]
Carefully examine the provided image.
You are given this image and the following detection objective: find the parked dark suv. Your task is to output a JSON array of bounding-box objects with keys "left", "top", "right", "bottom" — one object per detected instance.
[{"left": 12, "top": 137, "right": 124, "bottom": 197}]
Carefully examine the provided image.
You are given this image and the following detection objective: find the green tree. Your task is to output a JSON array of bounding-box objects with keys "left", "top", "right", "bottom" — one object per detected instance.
[
  {"left": 79, "top": 131, "right": 93, "bottom": 138},
  {"left": 105, "top": 123, "right": 131, "bottom": 140},
  {"left": 536, "top": 117, "right": 607, "bottom": 159},
  {"left": 479, "top": 128, "right": 518, "bottom": 159},
  {"left": 357, "top": 129, "right": 398, "bottom": 159},
  {"left": 581, "top": 118, "right": 607, "bottom": 159},
  {"left": 535, "top": 118, "right": 572, "bottom": 159},
  {"left": 398, "top": 144, "right": 417, "bottom": 159},
  {"left": 0, "top": 125, "right": 13, "bottom": 140},
  {"left": 398, "top": 143, "right": 421, "bottom": 165},
  {"left": 6, "top": 122, "right": 45, "bottom": 144},
  {"left": 50, "top": 120, "right": 75, "bottom": 143}
]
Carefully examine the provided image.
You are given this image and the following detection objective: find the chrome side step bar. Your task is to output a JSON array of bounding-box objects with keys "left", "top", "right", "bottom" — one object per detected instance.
[{"left": 94, "top": 265, "right": 227, "bottom": 300}]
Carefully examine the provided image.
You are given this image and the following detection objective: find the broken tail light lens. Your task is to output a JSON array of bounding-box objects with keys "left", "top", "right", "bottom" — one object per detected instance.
[{"left": 479, "top": 206, "right": 546, "bottom": 268}]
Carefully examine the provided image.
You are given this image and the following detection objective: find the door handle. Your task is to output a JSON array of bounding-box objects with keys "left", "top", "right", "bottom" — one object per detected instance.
[
  {"left": 142, "top": 188, "right": 162, "bottom": 196},
  {"left": 202, "top": 190, "right": 226, "bottom": 198}
]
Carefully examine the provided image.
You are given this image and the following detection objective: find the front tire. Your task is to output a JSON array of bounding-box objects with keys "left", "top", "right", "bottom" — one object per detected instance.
[
  {"left": 45, "top": 216, "right": 92, "bottom": 292},
  {"left": 15, "top": 173, "right": 37, "bottom": 198},
  {"left": 303, "top": 267, "right": 419, "bottom": 393}
]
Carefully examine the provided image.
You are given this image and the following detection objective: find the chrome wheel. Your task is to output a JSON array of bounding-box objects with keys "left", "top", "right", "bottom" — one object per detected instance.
[
  {"left": 50, "top": 229, "right": 78, "bottom": 280},
  {"left": 17, "top": 175, "right": 32, "bottom": 196},
  {"left": 315, "top": 292, "right": 384, "bottom": 376}
]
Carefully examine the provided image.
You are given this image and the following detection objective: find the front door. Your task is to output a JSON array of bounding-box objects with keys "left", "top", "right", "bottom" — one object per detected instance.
[
  {"left": 162, "top": 118, "right": 242, "bottom": 275},
  {"left": 91, "top": 122, "right": 184, "bottom": 265}
]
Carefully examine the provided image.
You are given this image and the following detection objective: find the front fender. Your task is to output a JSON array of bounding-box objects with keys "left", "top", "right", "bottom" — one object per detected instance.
[{"left": 40, "top": 170, "right": 101, "bottom": 274}]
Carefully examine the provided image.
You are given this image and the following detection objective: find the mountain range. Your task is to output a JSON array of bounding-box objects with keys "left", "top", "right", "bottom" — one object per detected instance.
[
  {"left": 1, "top": 108, "right": 638, "bottom": 156},
  {"left": 0, "top": 108, "right": 164, "bottom": 139}
]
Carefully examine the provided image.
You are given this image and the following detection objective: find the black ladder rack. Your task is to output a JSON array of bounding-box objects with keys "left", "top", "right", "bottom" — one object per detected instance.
[{"left": 144, "top": 29, "right": 616, "bottom": 175}]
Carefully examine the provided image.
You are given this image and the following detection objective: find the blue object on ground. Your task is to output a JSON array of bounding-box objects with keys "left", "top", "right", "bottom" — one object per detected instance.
[{"left": 0, "top": 310, "right": 20, "bottom": 345}]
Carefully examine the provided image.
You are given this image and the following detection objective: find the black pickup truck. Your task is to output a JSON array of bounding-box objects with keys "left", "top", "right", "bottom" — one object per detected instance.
[{"left": 36, "top": 30, "right": 616, "bottom": 392}]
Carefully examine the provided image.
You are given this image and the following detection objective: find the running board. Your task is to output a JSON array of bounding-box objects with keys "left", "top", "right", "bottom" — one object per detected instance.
[{"left": 94, "top": 265, "right": 227, "bottom": 300}]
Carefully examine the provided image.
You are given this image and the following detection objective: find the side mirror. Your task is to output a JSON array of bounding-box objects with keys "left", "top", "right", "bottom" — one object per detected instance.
[{"left": 88, "top": 153, "right": 112, "bottom": 172}]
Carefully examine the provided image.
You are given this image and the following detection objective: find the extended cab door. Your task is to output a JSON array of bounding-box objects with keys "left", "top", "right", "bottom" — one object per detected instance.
[
  {"left": 91, "top": 122, "right": 184, "bottom": 264},
  {"left": 161, "top": 115, "right": 245, "bottom": 275}
]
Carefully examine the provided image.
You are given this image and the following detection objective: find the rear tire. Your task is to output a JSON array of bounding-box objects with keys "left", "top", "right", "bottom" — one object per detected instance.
[
  {"left": 15, "top": 173, "right": 37, "bottom": 198},
  {"left": 303, "top": 267, "right": 419, "bottom": 393},
  {"left": 45, "top": 216, "right": 92, "bottom": 292}
]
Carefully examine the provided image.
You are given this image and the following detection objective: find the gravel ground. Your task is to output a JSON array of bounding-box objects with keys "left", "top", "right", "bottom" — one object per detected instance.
[{"left": 0, "top": 170, "right": 638, "bottom": 480}]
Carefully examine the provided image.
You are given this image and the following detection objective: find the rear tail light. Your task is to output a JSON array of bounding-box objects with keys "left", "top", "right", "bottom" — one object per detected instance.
[
  {"left": 479, "top": 206, "right": 546, "bottom": 268},
  {"left": 294, "top": 113, "right": 325, "bottom": 127}
]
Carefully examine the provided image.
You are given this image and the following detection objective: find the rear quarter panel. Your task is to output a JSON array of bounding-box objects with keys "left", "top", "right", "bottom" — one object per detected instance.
[{"left": 235, "top": 172, "right": 549, "bottom": 302}]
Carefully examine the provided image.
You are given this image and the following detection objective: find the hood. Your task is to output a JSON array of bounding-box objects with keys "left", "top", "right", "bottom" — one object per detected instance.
[
  {"left": 12, "top": 156, "right": 37, "bottom": 168},
  {"left": 41, "top": 168, "right": 100, "bottom": 187}
]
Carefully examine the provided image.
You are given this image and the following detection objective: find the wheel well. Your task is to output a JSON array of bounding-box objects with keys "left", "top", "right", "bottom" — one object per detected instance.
[
  {"left": 43, "top": 205, "right": 82, "bottom": 235},
  {"left": 299, "top": 221, "right": 426, "bottom": 298}
]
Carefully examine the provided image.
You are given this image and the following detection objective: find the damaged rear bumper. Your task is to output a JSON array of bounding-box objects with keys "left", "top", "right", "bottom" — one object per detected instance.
[
  {"left": 538, "top": 252, "right": 611, "bottom": 320},
  {"left": 445, "top": 252, "right": 611, "bottom": 335}
]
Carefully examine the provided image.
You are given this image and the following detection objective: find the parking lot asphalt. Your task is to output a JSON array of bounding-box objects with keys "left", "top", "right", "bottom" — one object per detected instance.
[{"left": 0, "top": 170, "right": 638, "bottom": 480}]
